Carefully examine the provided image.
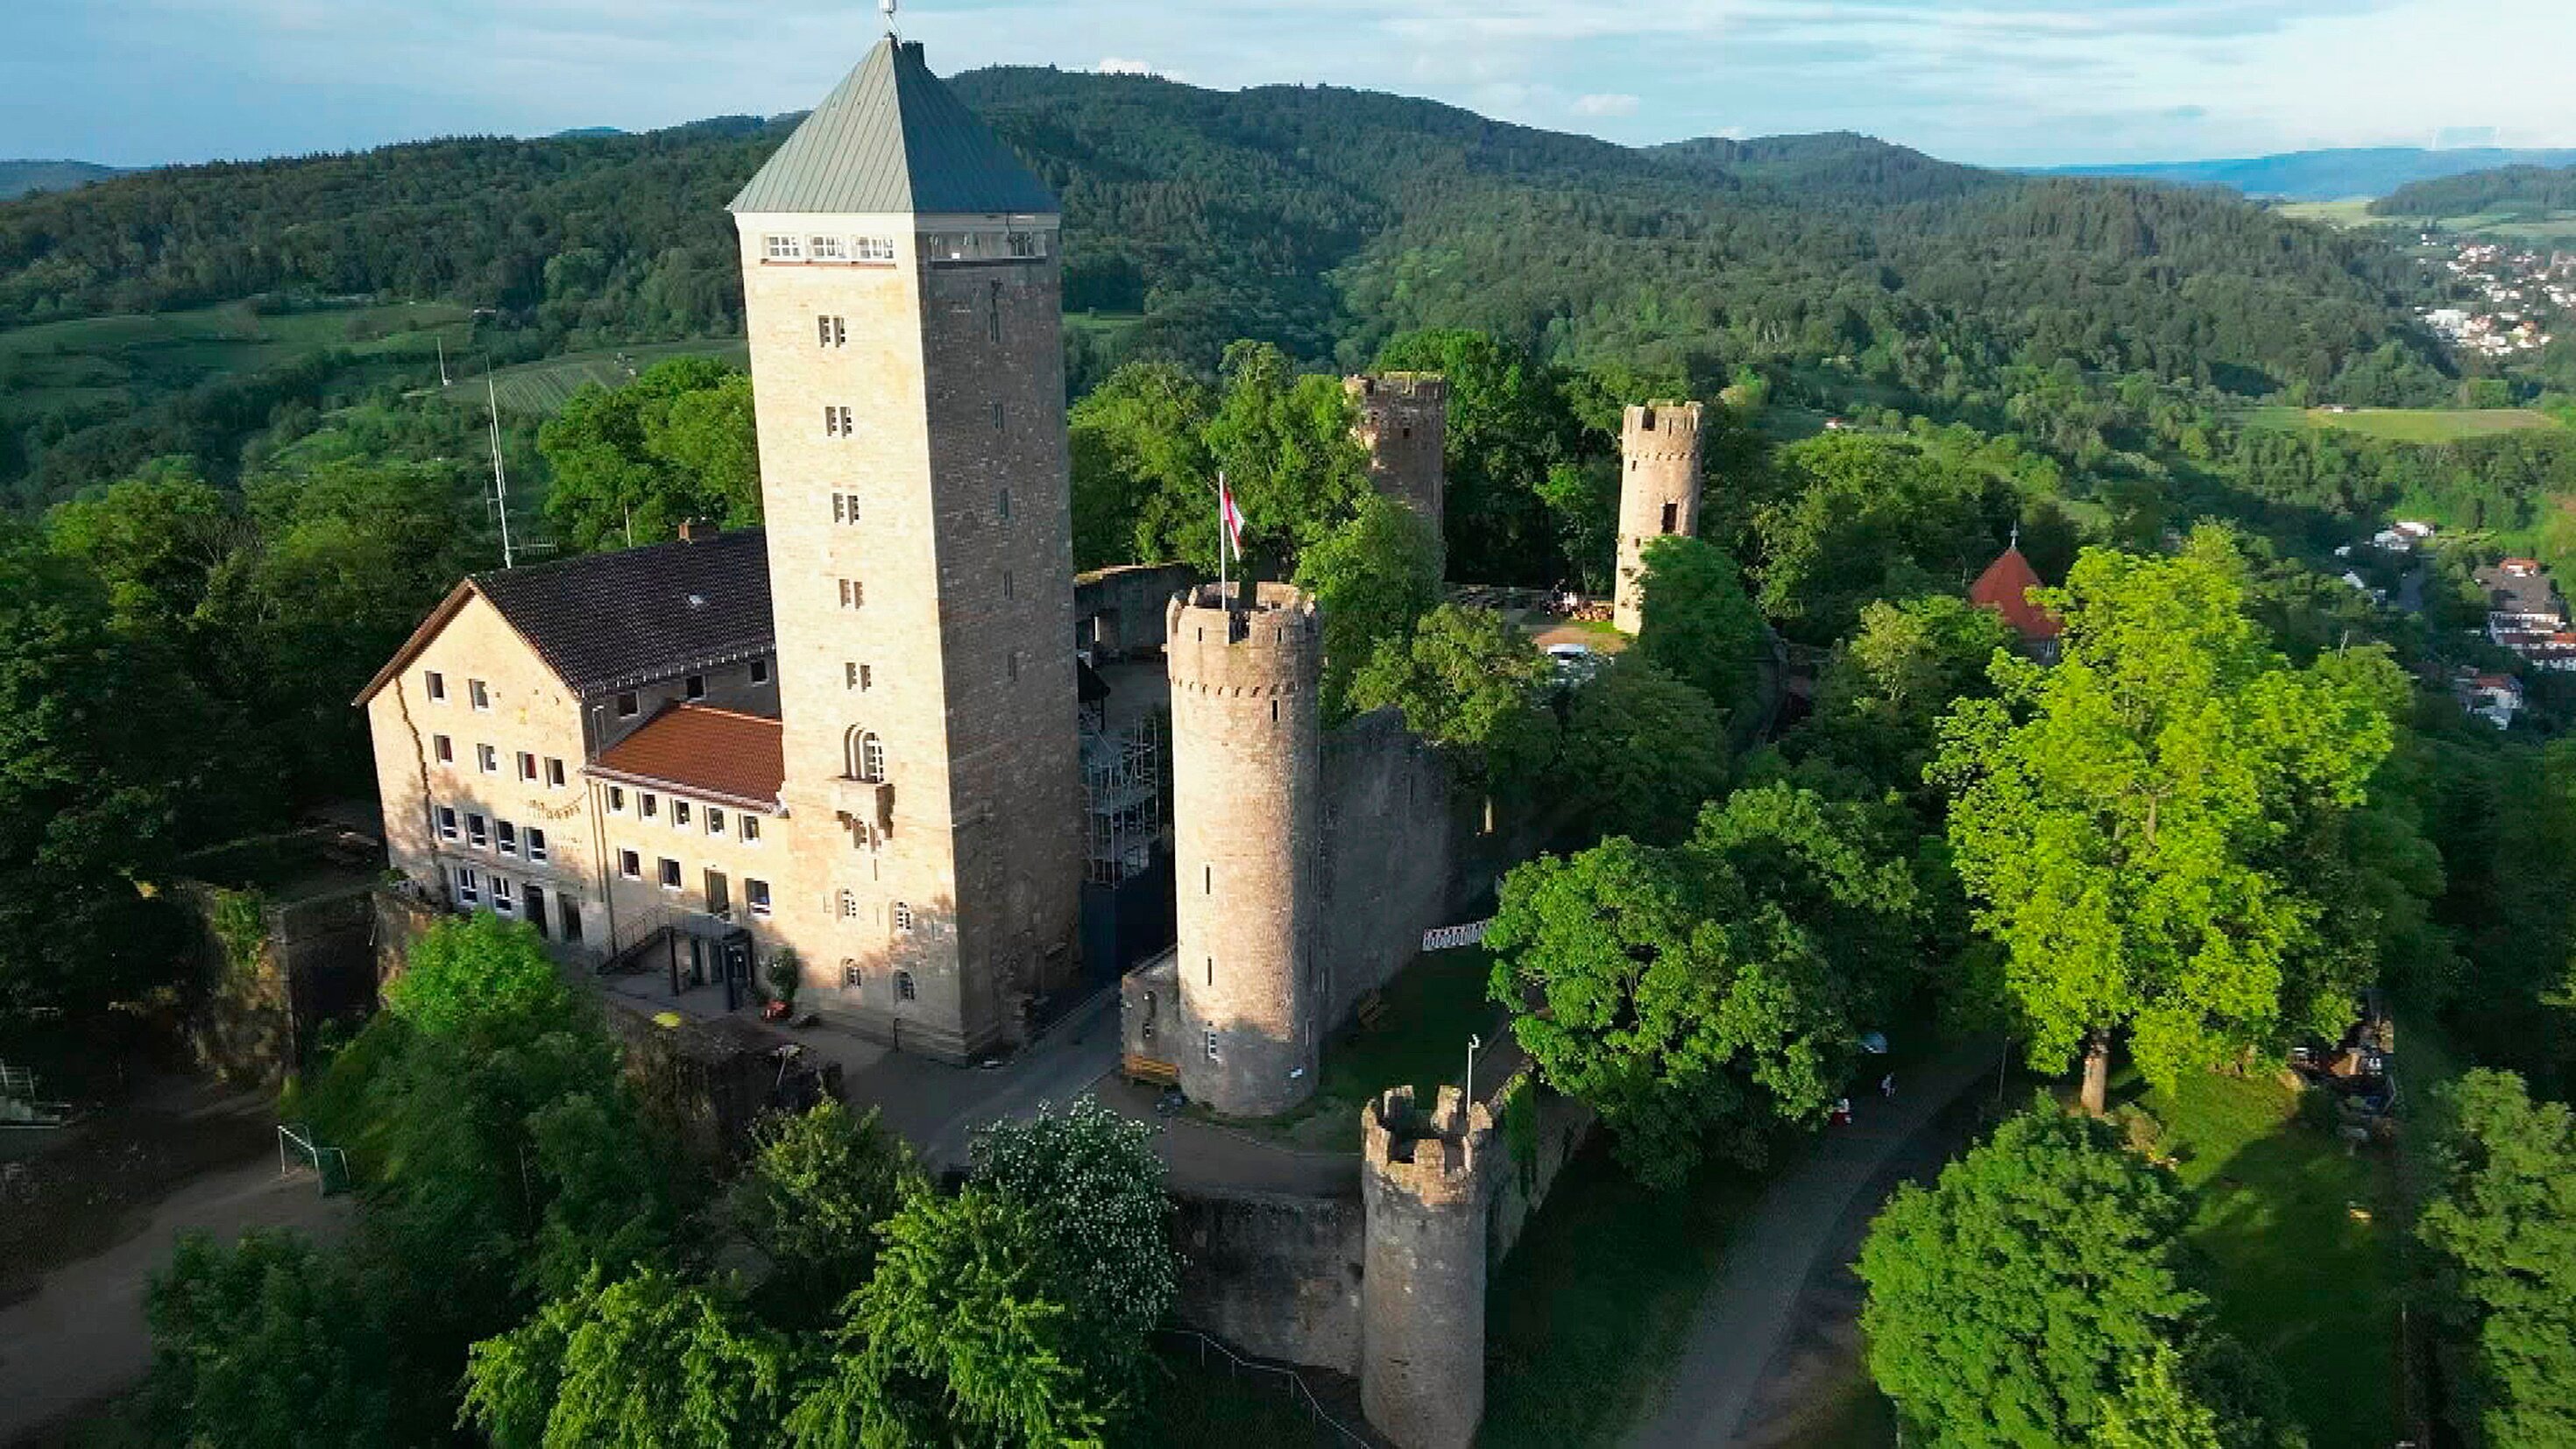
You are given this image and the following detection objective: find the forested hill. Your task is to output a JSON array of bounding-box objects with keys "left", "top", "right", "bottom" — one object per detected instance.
[
  {"left": 2372, "top": 163, "right": 2576, "bottom": 217},
  {"left": 0, "top": 159, "right": 125, "bottom": 201},
  {"left": 0, "top": 64, "right": 2446, "bottom": 402}
]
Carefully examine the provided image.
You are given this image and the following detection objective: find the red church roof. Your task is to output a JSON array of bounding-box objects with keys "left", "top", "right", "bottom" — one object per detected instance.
[{"left": 1969, "top": 546, "right": 2062, "bottom": 642}]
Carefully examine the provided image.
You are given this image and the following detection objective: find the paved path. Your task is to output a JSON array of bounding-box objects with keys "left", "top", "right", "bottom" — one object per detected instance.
[
  {"left": 0, "top": 1155, "right": 354, "bottom": 1445},
  {"left": 1626, "top": 1040, "right": 2000, "bottom": 1449}
]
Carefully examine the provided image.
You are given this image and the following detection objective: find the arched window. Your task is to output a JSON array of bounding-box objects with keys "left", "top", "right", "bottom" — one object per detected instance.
[
  {"left": 895, "top": 969, "right": 918, "bottom": 1001},
  {"left": 845, "top": 728, "right": 886, "bottom": 782}
]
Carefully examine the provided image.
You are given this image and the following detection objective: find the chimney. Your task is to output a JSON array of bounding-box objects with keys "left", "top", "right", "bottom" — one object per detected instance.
[{"left": 680, "top": 520, "right": 720, "bottom": 543}]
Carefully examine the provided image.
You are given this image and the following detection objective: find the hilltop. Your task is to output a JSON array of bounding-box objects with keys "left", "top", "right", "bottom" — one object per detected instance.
[
  {"left": 0, "top": 159, "right": 126, "bottom": 201},
  {"left": 2037, "top": 145, "right": 2576, "bottom": 201}
]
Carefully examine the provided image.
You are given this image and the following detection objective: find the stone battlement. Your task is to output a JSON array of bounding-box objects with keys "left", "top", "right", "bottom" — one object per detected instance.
[
  {"left": 1166, "top": 583, "right": 1322, "bottom": 696},
  {"left": 1624, "top": 400, "right": 1704, "bottom": 438},
  {"left": 1347, "top": 372, "right": 1450, "bottom": 406},
  {"left": 1363, "top": 1084, "right": 1496, "bottom": 1209}
]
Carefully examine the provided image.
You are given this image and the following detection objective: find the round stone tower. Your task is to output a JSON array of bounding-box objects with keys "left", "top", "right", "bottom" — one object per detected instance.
[
  {"left": 1362, "top": 1084, "right": 1497, "bottom": 1449},
  {"left": 1165, "top": 582, "right": 1322, "bottom": 1117},
  {"left": 1613, "top": 400, "right": 1706, "bottom": 635}
]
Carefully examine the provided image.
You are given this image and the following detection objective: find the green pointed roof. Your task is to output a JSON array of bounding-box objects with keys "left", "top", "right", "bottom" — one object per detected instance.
[{"left": 729, "top": 38, "right": 1057, "bottom": 216}]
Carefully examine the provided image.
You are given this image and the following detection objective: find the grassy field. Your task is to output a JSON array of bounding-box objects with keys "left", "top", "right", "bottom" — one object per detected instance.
[
  {"left": 1233, "top": 946, "right": 1503, "bottom": 1152},
  {"left": 2132, "top": 1070, "right": 2402, "bottom": 1442},
  {"left": 0, "top": 299, "right": 471, "bottom": 424},
  {"left": 2239, "top": 405, "right": 2563, "bottom": 443},
  {"left": 480, "top": 337, "right": 747, "bottom": 415},
  {"left": 2277, "top": 197, "right": 2576, "bottom": 245}
]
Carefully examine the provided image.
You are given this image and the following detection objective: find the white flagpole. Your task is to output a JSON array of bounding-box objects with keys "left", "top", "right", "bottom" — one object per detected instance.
[{"left": 1217, "top": 470, "right": 1228, "bottom": 602}]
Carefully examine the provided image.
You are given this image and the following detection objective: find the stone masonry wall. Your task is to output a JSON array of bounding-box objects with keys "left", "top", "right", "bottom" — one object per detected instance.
[
  {"left": 1362, "top": 1085, "right": 1497, "bottom": 1449},
  {"left": 1171, "top": 1187, "right": 1366, "bottom": 1375},
  {"left": 1613, "top": 401, "right": 1705, "bottom": 635},
  {"left": 1346, "top": 374, "right": 1447, "bottom": 545},
  {"left": 1318, "top": 707, "right": 1455, "bottom": 1028}
]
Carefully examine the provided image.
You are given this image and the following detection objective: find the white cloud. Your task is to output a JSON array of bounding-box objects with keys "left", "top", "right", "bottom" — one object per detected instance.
[
  {"left": 1095, "top": 56, "right": 1158, "bottom": 75},
  {"left": 1572, "top": 93, "right": 1639, "bottom": 117}
]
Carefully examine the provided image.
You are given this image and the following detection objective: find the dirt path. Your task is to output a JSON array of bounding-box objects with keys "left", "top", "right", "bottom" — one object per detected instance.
[
  {"left": 1625, "top": 1040, "right": 2001, "bottom": 1449},
  {"left": 0, "top": 1149, "right": 354, "bottom": 1445}
]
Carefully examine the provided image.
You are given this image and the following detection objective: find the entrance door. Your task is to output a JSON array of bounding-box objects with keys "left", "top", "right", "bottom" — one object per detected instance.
[
  {"left": 559, "top": 894, "right": 584, "bottom": 944},
  {"left": 525, "top": 885, "right": 548, "bottom": 939},
  {"left": 704, "top": 869, "right": 730, "bottom": 918}
]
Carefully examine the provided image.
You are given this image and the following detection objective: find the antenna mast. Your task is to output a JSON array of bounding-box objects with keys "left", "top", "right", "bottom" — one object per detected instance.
[
  {"left": 486, "top": 371, "right": 516, "bottom": 569},
  {"left": 881, "top": 0, "right": 899, "bottom": 39}
]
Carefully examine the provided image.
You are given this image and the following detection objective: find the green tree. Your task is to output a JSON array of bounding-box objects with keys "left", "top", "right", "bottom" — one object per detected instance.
[
  {"left": 968, "top": 1096, "right": 1178, "bottom": 1389},
  {"left": 1932, "top": 533, "right": 2398, "bottom": 1113},
  {"left": 1070, "top": 361, "right": 1215, "bottom": 570},
  {"left": 2418, "top": 1070, "right": 2576, "bottom": 1449},
  {"left": 1858, "top": 1110, "right": 2205, "bottom": 1447},
  {"left": 539, "top": 357, "right": 761, "bottom": 552},
  {"left": 1346, "top": 603, "right": 1559, "bottom": 798},
  {"left": 1294, "top": 492, "right": 1441, "bottom": 720},
  {"left": 789, "top": 1187, "right": 1115, "bottom": 1448},
  {"left": 1201, "top": 341, "right": 1370, "bottom": 576},
  {"left": 383, "top": 913, "right": 570, "bottom": 1036},
  {"left": 1373, "top": 328, "right": 1579, "bottom": 583},
  {"left": 1794, "top": 593, "right": 2014, "bottom": 809},
  {"left": 1755, "top": 434, "right": 2018, "bottom": 647},
  {"left": 1633, "top": 534, "right": 1767, "bottom": 724},
  {"left": 1557, "top": 660, "right": 1729, "bottom": 843},
  {"left": 45, "top": 463, "right": 243, "bottom": 626},
  {"left": 2093, "top": 1347, "right": 2226, "bottom": 1449},
  {"left": 723, "top": 1099, "right": 918, "bottom": 1331},
  {"left": 145, "top": 1229, "right": 393, "bottom": 1449},
  {"left": 461, "top": 1267, "right": 793, "bottom": 1449}
]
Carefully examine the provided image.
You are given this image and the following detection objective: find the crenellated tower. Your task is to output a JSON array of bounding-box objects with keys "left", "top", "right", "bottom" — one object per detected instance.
[
  {"left": 1362, "top": 1084, "right": 1497, "bottom": 1449},
  {"left": 1165, "top": 582, "right": 1322, "bottom": 1117},
  {"left": 729, "top": 37, "right": 1084, "bottom": 1058},
  {"left": 1346, "top": 373, "right": 1448, "bottom": 552},
  {"left": 1613, "top": 401, "right": 1705, "bottom": 635}
]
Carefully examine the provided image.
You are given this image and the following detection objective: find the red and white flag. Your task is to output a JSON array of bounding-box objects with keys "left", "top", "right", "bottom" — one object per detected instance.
[{"left": 1217, "top": 475, "right": 1246, "bottom": 562}]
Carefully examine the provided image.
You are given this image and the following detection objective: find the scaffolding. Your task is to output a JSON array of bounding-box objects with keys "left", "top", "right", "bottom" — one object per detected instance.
[{"left": 1083, "top": 713, "right": 1167, "bottom": 886}]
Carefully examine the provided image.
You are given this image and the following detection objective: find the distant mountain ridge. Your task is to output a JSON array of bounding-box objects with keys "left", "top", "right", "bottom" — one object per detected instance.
[
  {"left": 2035, "top": 146, "right": 2576, "bottom": 201},
  {"left": 0, "top": 159, "right": 126, "bottom": 201}
]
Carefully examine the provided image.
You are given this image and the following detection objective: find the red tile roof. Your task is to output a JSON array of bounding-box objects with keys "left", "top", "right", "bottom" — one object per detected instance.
[
  {"left": 590, "top": 704, "right": 785, "bottom": 809},
  {"left": 1968, "top": 546, "right": 2062, "bottom": 642}
]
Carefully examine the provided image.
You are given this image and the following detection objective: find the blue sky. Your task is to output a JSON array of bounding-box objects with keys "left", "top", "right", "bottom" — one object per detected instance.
[{"left": 9, "top": 0, "right": 2576, "bottom": 169}]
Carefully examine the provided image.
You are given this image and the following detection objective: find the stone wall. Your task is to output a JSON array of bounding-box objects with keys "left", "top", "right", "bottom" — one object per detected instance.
[
  {"left": 1318, "top": 708, "right": 1456, "bottom": 1028},
  {"left": 180, "top": 881, "right": 386, "bottom": 1085},
  {"left": 1488, "top": 1066, "right": 1596, "bottom": 1262},
  {"left": 1075, "top": 562, "right": 1197, "bottom": 660},
  {"left": 1346, "top": 374, "right": 1447, "bottom": 543},
  {"left": 1171, "top": 1186, "right": 1366, "bottom": 1374}
]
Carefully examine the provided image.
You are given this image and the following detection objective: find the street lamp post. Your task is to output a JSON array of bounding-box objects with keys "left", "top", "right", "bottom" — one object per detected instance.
[{"left": 1465, "top": 1034, "right": 1483, "bottom": 1109}]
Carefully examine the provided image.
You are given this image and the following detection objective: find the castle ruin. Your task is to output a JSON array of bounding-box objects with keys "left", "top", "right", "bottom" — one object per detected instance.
[
  {"left": 1614, "top": 400, "right": 1706, "bottom": 634},
  {"left": 1347, "top": 373, "right": 1448, "bottom": 543}
]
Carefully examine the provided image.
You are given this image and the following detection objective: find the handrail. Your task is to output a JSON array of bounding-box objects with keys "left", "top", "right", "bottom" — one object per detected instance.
[{"left": 1159, "top": 1328, "right": 1375, "bottom": 1447}]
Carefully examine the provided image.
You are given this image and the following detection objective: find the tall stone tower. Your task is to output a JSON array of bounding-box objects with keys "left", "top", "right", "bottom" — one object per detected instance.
[
  {"left": 730, "top": 37, "right": 1084, "bottom": 1060},
  {"left": 1346, "top": 374, "right": 1448, "bottom": 548},
  {"left": 1165, "top": 583, "right": 1321, "bottom": 1117},
  {"left": 1362, "top": 1085, "right": 1497, "bottom": 1449},
  {"left": 1613, "top": 401, "right": 1705, "bottom": 635}
]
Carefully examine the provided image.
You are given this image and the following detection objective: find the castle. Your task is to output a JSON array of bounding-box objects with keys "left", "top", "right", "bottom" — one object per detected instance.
[{"left": 358, "top": 35, "right": 1696, "bottom": 1447}]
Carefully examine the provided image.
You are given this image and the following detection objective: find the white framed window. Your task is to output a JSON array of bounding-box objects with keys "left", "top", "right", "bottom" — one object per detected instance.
[
  {"left": 545, "top": 757, "right": 566, "bottom": 788},
  {"left": 607, "top": 786, "right": 626, "bottom": 814},
  {"left": 705, "top": 808, "right": 725, "bottom": 837},
  {"left": 477, "top": 743, "right": 499, "bottom": 774},
  {"left": 617, "top": 691, "right": 640, "bottom": 718},
  {"left": 516, "top": 751, "right": 537, "bottom": 782},
  {"left": 424, "top": 671, "right": 447, "bottom": 703},
  {"left": 492, "top": 877, "right": 516, "bottom": 915},
  {"left": 1204, "top": 1028, "right": 1220, "bottom": 1062},
  {"left": 466, "top": 813, "right": 489, "bottom": 849},
  {"left": 740, "top": 816, "right": 761, "bottom": 845},
  {"left": 672, "top": 800, "right": 692, "bottom": 829},
  {"left": 619, "top": 850, "right": 642, "bottom": 880},
  {"left": 433, "top": 734, "right": 453, "bottom": 764},
  {"left": 832, "top": 492, "right": 860, "bottom": 525},
  {"left": 824, "top": 406, "right": 853, "bottom": 437},
  {"left": 817, "top": 315, "right": 847, "bottom": 347},
  {"left": 640, "top": 793, "right": 658, "bottom": 820},
  {"left": 839, "top": 579, "right": 863, "bottom": 609},
  {"left": 841, "top": 958, "right": 863, "bottom": 988},
  {"left": 658, "top": 858, "right": 682, "bottom": 892},
  {"left": 895, "top": 969, "right": 917, "bottom": 1001},
  {"left": 839, "top": 888, "right": 858, "bottom": 919},
  {"left": 809, "top": 235, "right": 848, "bottom": 262},
  {"left": 763, "top": 234, "right": 803, "bottom": 261},
  {"left": 851, "top": 731, "right": 886, "bottom": 783},
  {"left": 454, "top": 866, "right": 480, "bottom": 906},
  {"left": 1006, "top": 230, "right": 1046, "bottom": 258},
  {"left": 436, "top": 806, "right": 459, "bottom": 842},
  {"left": 846, "top": 661, "right": 873, "bottom": 691},
  {"left": 469, "top": 679, "right": 491, "bottom": 711},
  {"left": 853, "top": 236, "right": 897, "bottom": 263},
  {"left": 892, "top": 901, "right": 913, "bottom": 934},
  {"left": 497, "top": 821, "right": 519, "bottom": 857},
  {"left": 747, "top": 879, "right": 772, "bottom": 917},
  {"left": 527, "top": 828, "right": 548, "bottom": 864}
]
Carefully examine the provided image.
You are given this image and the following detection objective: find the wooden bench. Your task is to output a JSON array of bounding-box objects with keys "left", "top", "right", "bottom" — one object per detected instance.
[{"left": 1122, "top": 1053, "right": 1179, "bottom": 1087}]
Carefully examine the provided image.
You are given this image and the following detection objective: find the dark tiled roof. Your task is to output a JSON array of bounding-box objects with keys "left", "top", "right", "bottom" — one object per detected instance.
[
  {"left": 1969, "top": 546, "right": 2062, "bottom": 642},
  {"left": 728, "top": 39, "right": 1057, "bottom": 216},
  {"left": 473, "top": 529, "right": 773, "bottom": 697},
  {"left": 590, "top": 704, "right": 785, "bottom": 809}
]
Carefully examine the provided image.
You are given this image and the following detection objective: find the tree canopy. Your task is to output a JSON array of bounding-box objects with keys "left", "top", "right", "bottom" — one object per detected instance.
[{"left": 2418, "top": 1070, "right": 2576, "bottom": 1449}]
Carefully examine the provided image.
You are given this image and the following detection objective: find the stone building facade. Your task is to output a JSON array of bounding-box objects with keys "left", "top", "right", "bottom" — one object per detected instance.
[
  {"left": 1166, "top": 582, "right": 1323, "bottom": 1116},
  {"left": 1346, "top": 373, "right": 1448, "bottom": 542},
  {"left": 1613, "top": 400, "right": 1706, "bottom": 634}
]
